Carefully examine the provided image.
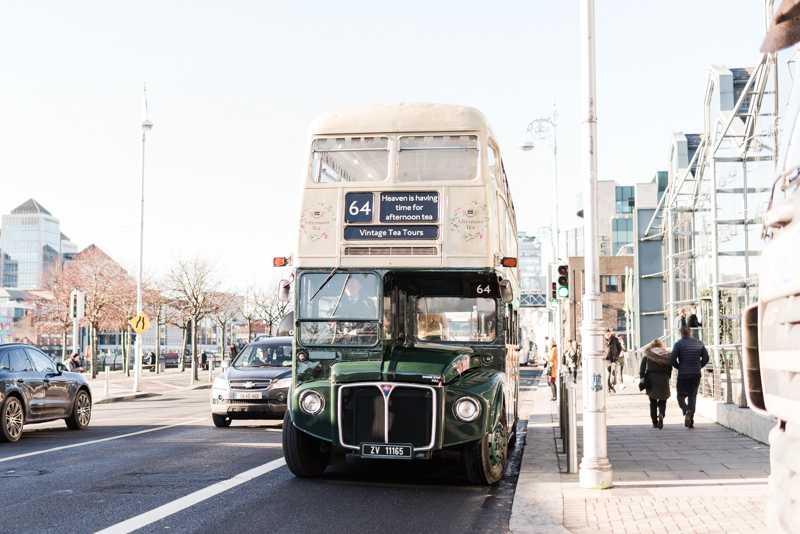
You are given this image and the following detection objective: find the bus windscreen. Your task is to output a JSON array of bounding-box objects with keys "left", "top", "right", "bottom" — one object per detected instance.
[
  {"left": 398, "top": 135, "right": 478, "bottom": 182},
  {"left": 312, "top": 137, "right": 389, "bottom": 183}
]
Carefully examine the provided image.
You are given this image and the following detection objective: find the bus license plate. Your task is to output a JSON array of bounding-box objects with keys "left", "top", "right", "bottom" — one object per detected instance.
[
  {"left": 234, "top": 392, "right": 262, "bottom": 400},
  {"left": 361, "top": 444, "right": 413, "bottom": 459}
]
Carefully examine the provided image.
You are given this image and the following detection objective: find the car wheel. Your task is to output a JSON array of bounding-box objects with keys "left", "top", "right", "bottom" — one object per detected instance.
[
  {"left": 212, "top": 414, "right": 232, "bottom": 427},
  {"left": 464, "top": 406, "right": 507, "bottom": 485},
  {"left": 65, "top": 389, "right": 92, "bottom": 430},
  {"left": 282, "top": 410, "right": 330, "bottom": 477},
  {"left": 0, "top": 396, "right": 24, "bottom": 442}
]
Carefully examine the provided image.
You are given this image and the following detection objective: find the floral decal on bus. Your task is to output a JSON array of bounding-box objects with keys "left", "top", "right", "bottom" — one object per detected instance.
[
  {"left": 449, "top": 200, "right": 489, "bottom": 241},
  {"left": 299, "top": 202, "right": 335, "bottom": 242}
]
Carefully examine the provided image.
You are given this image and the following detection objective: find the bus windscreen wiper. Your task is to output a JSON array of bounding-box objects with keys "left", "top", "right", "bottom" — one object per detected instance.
[{"left": 308, "top": 268, "right": 338, "bottom": 302}]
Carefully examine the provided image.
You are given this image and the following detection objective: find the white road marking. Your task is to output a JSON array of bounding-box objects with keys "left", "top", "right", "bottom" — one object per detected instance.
[
  {"left": 216, "top": 442, "right": 282, "bottom": 448},
  {"left": 0, "top": 418, "right": 208, "bottom": 464},
  {"left": 94, "top": 457, "right": 286, "bottom": 534}
]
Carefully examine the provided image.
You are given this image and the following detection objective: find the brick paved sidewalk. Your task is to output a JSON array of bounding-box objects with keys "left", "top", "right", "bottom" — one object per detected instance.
[{"left": 510, "top": 370, "right": 771, "bottom": 534}]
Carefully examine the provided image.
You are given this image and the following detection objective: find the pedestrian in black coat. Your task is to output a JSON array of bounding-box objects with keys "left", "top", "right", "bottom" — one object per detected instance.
[
  {"left": 670, "top": 327, "right": 710, "bottom": 428},
  {"left": 640, "top": 339, "right": 672, "bottom": 429}
]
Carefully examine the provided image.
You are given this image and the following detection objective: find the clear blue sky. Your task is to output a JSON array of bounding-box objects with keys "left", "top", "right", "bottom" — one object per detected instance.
[{"left": 0, "top": 1, "right": 776, "bottom": 287}]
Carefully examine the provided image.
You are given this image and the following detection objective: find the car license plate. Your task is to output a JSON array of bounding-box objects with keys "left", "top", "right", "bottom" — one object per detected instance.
[
  {"left": 234, "top": 392, "right": 262, "bottom": 400},
  {"left": 361, "top": 444, "right": 413, "bottom": 459}
]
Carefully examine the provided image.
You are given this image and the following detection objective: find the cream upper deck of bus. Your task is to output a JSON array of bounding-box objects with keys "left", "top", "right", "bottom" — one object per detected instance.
[{"left": 295, "top": 103, "right": 518, "bottom": 284}]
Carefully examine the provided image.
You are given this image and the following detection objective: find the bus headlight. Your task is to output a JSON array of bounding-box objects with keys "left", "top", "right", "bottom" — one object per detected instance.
[
  {"left": 454, "top": 397, "right": 481, "bottom": 422},
  {"left": 300, "top": 390, "right": 324, "bottom": 415}
]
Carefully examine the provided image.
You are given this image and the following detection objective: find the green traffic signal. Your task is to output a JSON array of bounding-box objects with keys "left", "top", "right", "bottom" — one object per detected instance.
[{"left": 557, "top": 286, "right": 569, "bottom": 298}]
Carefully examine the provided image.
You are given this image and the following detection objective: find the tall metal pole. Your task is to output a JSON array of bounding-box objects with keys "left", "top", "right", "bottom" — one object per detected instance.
[
  {"left": 133, "top": 84, "right": 152, "bottom": 393},
  {"left": 550, "top": 103, "right": 563, "bottom": 353},
  {"left": 579, "top": 0, "right": 613, "bottom": 489}
]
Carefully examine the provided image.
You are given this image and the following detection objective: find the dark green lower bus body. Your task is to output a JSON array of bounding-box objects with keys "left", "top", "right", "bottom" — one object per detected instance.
[{"left": 282, "top": 268, "right": 520, "bottom": 485}]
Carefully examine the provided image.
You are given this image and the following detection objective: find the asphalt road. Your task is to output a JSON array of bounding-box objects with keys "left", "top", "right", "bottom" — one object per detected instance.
[{"left": 0, "top": 368, "right": 541, "bottom": 534}]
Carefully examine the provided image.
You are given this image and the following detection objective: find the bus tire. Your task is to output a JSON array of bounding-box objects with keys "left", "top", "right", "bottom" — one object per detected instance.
[
  {"left": 282, "top": 410, "right": 330, "bottom": 477},
  {"left": 465, "top": 408, "right": 507, "bottom": 485}
]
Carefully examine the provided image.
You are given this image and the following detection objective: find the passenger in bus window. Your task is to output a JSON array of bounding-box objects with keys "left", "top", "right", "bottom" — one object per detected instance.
[{"left": 334, "top": 277, "right": 376, "bottom": 318}]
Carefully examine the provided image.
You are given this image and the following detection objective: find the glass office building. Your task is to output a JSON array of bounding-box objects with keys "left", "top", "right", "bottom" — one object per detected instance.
[{"left": 0, "top": 199, "right": 76, "bottom": 289}]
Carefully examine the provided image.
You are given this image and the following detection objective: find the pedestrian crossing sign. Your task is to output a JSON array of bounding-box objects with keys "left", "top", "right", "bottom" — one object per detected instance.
[{"left": 129, "top": 313, "right": 152, "bottom": 334}]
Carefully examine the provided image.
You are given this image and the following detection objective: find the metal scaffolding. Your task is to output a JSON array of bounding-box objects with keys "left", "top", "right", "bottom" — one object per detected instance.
[{"left": 642, "top": 51, "right": 780, "bottom": 345}]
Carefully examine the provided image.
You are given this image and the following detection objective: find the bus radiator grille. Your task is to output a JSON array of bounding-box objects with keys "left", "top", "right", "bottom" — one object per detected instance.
[
  {"left": 340, "top": 385, "right": 433, "bottom": 448},
  {"left": 344, "top": 246, "right": 438, "bottom": 256},
  {"left": 388, "top": 387, "right": 433, "bottom": 447},
  {"left": 342, "top": 387, "right": 385, "bottom": 446}
]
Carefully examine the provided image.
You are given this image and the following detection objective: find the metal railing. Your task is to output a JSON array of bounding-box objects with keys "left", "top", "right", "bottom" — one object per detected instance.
[{"left": 629, "top": 343, "right": 747, "bottom": 407}]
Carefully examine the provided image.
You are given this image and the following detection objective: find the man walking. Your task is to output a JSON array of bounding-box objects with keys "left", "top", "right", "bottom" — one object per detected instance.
[
  {"left": 604, "top": 329, "right": 622, "bottom": 393},
  {"left": 674, "top": 308, "right": 687, "bottom": 333},
  {"left": 687, "top": 306, "right": 702, "bottom": 340},
  {"left": 670, "top": 327, "right": 710, "bottom": 428}
]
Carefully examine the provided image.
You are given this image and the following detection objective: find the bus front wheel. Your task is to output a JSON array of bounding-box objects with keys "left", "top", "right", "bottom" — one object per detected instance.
[
  {"left": 282, "top": 410, "right": 331, "bottom": 477},
  {"left": 464, "top": 408, "right": 507, "bottom": 485}
]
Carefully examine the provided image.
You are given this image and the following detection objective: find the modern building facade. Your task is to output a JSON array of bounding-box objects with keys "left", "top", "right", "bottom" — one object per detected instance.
[
  {"left": 518, "top": 231, "right": 544, "bottom": 290},
  {"left": 0, "top": 199, "right": 77, "bottom": 289},
  {"left": 570, "top": 181, "right": 636, "bottom": 258}
]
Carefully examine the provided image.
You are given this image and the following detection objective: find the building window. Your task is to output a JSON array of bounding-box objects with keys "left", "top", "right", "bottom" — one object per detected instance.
[
  {"left": 612, "top": 218, "right": 634, "bottom": 255},
  {"left": 616, "top": 186, "right": 635, "bottom": 214},
  {"left": 604, "top": 275, "right": 619, "bottom": 292},
  {"left": 617, "top": 309, "right": 627, "bottom": 331}
]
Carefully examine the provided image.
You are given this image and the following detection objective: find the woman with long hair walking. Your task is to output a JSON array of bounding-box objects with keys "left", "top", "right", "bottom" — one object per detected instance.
[{"left": 640, "top": 338, "right": 672, "bottom": 429}]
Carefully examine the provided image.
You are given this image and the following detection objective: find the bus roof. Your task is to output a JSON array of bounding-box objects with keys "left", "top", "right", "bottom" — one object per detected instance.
[{"left": 309, "top": 103, "right": 496, "bottom": 137}]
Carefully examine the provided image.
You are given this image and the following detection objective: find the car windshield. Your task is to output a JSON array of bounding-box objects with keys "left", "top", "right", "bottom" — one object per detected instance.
[
  {"left": 234, "top": 344, "right": 292, "bottom": 368},
  {"left": 416, "top": 297, "right": 496, "bottom": 342}
]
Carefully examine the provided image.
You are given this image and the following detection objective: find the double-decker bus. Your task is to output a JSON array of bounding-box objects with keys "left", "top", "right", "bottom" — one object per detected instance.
[{"left": 277, "top": 103, "right": 520, "bottom": 485}]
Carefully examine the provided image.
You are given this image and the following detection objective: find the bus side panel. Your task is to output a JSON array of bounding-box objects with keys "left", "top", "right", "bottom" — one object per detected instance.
[
  {"left": 296, "top": 187, "right": 341, "bottom": 266},
  {"left": 443, "top": 186, "right": 495, "bottom": 267}
]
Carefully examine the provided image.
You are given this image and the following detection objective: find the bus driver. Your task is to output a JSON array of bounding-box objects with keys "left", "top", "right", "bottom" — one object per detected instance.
[{"left": 334, "top": 277, "right": 376, "bottom": 319}]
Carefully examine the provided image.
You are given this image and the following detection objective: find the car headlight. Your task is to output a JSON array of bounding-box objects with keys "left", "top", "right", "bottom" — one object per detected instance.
[
  {"left": 274, "top": 378, "right": 292, "bottom": 389},
  {"left": 212, "top": 377, "right": 229, "bottom": 391},
  {"left": 299, "top": 390, "right": 324, "bottom": 415},
  {"left": 454, "top": 397, "right": 481, "bottom": 422}
]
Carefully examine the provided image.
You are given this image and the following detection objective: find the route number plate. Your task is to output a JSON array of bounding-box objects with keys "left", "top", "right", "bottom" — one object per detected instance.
[
  {"left": 361, "top": 444, "right": 413, "bottom": 459},
  {"left": 234, "top": 392, "right": 263, "bottom": 400}
]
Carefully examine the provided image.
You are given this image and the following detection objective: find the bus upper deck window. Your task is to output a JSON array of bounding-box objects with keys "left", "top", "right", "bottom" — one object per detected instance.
[
  {"left": 312, "top": 137, "right": 389, "bottom": 183},
  {"left": 398, "top": 135, "right": 478, "bottom": 182}
]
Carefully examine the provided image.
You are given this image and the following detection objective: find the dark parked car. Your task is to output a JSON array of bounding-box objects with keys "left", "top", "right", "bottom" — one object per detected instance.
[
  {"left": 0, "top": 343, "right": 92, "bottom": 442},
  {"left": 210, "top": 337, "right": 292, "bottom": 427}
]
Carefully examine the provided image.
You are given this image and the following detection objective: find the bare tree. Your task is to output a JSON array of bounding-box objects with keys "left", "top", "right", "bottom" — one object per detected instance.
[
  {"left": 32, "top": 259, "right": 74, "bottom": 362},
  {"left": 236, "top": 285, "right": 261, "bottom": 343},
  {"left": 71, "top": 246, "right": 132, "bottom": 378},
  {"left": 254, "top": 279, "right": 293, "bottom": 337},
  {"left": 165, "top": 257, "right": 222, "bottom": 381},
  {"left": 208, "top": 291, "right": 239, "bottom": 361},
  {"left": 143, "top": 279, "right": 175, "bottom": 374}
]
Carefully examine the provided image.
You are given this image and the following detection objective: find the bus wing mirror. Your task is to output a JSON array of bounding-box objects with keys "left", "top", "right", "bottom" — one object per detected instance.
[
  {"left": 278, "top": 279, "right": 290, "bottom": 302},
  {"left": 499, "top": 280, "right": 513, "bottom": 303}
]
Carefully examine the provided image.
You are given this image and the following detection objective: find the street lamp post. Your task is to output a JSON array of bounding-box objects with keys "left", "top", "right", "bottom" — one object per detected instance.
[
  {"left": 578, "top": 0, "right": 613, "bottom": 489},
  {"left": 520, "top": 102, "right": 563, "bottom": 350},
  {"left": 133, "top": 84, "right": 153, "bottom": 394}
]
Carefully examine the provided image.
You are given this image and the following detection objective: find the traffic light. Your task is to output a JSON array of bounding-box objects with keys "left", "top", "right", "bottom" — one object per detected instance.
[
  {"left": 70, "top": 290, "right": 85, "bottom": 321},
  {"left": 556, "top": 265, "right": 569, "bottom": 299}
]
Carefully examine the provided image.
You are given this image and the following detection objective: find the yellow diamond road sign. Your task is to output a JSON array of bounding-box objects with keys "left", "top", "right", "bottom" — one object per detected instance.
[{"left": 129, "top": 313, "right": 152, "bottom": 334}]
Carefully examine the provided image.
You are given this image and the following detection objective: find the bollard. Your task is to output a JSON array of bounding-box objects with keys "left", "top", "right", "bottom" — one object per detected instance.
[
  {"left": 208, "top": 356, "right": 213, "bottom": 383},
  {"left": 567, "top": 386, "right": 578, "bottom": 473},
  {"left": 104, "top": 366, "right": 110, "bottom": 397},
  {"left": 556, "top": 370, "right": 563, "bottom": 431}
]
